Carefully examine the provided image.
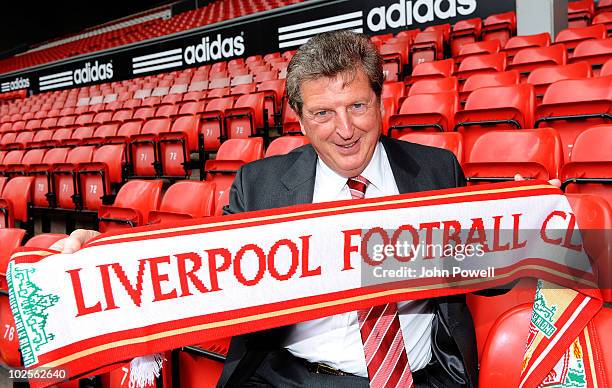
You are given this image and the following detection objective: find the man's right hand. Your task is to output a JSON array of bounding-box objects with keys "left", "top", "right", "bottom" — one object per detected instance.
[{"left": 49, "top": 229, "right": 101, "bottom": 253}]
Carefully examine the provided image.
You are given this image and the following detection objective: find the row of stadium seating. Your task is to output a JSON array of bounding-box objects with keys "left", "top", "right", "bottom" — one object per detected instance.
[{"left": 0, "top": 0, "right": 304, "bottom": 73}]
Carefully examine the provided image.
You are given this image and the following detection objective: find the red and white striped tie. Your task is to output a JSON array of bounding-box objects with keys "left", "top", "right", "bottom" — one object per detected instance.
[{"left": 347, "top": 176, "right": 414, "bottom": 388}]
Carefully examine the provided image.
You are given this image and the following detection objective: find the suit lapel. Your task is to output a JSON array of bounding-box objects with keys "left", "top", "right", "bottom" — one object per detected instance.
[
  {"left": 380, "top": 136, "right": 421, "bottom": 195},
  {"left": 277, "top": 145, "right": 317, "bottom": 207}
]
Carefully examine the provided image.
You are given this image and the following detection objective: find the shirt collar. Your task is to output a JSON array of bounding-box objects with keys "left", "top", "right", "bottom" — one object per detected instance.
[{"left": 315, "top": 141, "right": 385, "bottom": 196}]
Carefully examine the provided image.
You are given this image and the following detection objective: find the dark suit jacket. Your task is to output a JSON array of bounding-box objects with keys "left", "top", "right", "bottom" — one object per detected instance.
[{"left": 218, "top": 136, "right": 478, "bottom": 387}]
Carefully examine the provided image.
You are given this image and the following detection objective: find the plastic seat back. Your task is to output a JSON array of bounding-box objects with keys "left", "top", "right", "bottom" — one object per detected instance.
[
  {"left": 460, "top": 71, "right": 520, "bottom": 102},
  {"left": 456, "top": 53, "right": 507, "bottom": 81},
  {"left": 225, "top": 93, "right": 265, "bottom": 139},
  {"left": 555, "top": 24, "right": 607, "bottom": 51},
  {"left": 201, "top": 97, "right": 235, "bottom": 152},
  {"left": 54, "top": 146, "right": 94, "bottom": 209},
  {"left": 508, "top": 44, "right": 568, "bottom": 79},
  {"left": 79, "top": 144, "right": 126, "bottom": 211},
  {"left": 408, "top": 77, "right": 458, "bottom": 96},
  {"left": 0, "top": 176, "right": 34, "bottom": 227},
  {"left": 389, "top": 91, "right": 458, "bottom": 136},
  {"left": 149, "top": 181, "right": 216, "bottom": 224},
  {"left": 503, "top": 32, "right": 551, "bottom": 58},
  {"left": 265, "top": 136, "right": 309, "bottom": 157},
  {"left": 570, "top": 38, "right": 612, "bottom": 75},
  {"left": 25, "top": 233, "right": 68, "bottom": 248},
  {"left": 526, "top": 62, "right": 592, "bottom": 100},
  {"left": 409, "top": 59, "right": 455, "bottom": 83},
  {"left": 98, "top": 180, "right": 163, "bottom": 232},
  {"left": 398, "top": 132, "right": 463, "bottom": 164}
]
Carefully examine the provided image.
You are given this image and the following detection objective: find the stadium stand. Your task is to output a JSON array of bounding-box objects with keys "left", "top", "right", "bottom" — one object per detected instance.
[{"left": 0, "top": 2, "right": 611, "bottom": 386}]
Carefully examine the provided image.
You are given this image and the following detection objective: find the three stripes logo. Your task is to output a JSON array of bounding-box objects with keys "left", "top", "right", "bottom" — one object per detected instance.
[
  {"left": 277, "top": 11, "right": 363, "bottom": 49},
  {"left": 1, "top": 77, "right": 30, "bottom": 92},
  {"left": 132, "top": 48, "right": 183, "bottom": 75},
  {"left": 39, "top": 71, "right": 74, "bottom": 91}
]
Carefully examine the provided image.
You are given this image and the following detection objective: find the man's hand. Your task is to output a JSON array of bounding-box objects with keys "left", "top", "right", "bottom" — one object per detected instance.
[
  {"left": 514, "top": 174, "right": 561, "bottom": 188},
  {"left": 49, "top": 229, "right": 101, "bottom": 253}
]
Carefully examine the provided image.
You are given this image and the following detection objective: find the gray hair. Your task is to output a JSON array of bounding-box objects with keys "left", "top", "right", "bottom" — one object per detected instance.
[{"left": 285, "top": 30, "right": 384, "bottom": 117}]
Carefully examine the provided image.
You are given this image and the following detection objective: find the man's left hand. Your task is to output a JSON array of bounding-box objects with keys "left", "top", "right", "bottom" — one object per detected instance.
[{"left": 514, "top": 174, "right": 561, "bottom": 188}]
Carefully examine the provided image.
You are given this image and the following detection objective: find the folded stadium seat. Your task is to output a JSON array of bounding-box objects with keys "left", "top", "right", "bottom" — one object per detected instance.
[
  {"left": 122, "top": 98, "right": 142, "bottom": 109},
  {"left": 281, "top": 100, "right": 302, "bottom": 135},
  {"left": 98, "top": 179, "right": 163, "bottom": 232},
  {"left": 129, "top": 117, "right": 172, "bottom": 177},
  {"left": 158, "top": 115, "right": 201, "bottom": 178},
  {"left": 161, "top": 93, "right": 184, "bottom": 106},
  {"left": 140, "top": 96, "right": 162, "bottom": 107},
  {"left": 132, "top": 106, "right": 156, "bottom": 121},
  {"left": 254, "top": 70, "right": 279, "bottom": 83},
  {"left": 603, "top": 57, "right": 612, "bottom": 76},
  {"left": 8, "top": 130, "right": 35, "bottom": 150},
  {"left": 249, "top": 64, "right": 272, "bottom": 75},
  {"left": 478, "top": 304, "right": 532, "bottom": 387},
  {"left": 148, "top": 181, "right": 216, "bottom": 224},
  {"left": 454, "top": 83, "right": 536, "bottom": 151},
  {"left": 481, "top": 12, "right": 516, "bottom": 47},
  {"left": 555, "top": 24, "right": 607, "bottom": 53},
  {"left": 51, "top": 146, "right": 95, "bottom": 209},
  {"left": 133, "top": 88, "right": 152, "bottom": 100},
  {"left": 176, "top": 348, "right": 226, "bottom": 388},
  {"left": 408, "top": 77, "right": 458, "bottom": 99},
  {"left": 0, "top": 176, "right": 34, "bottom": 228},
  {"left": 62, "top": 125, "right": 96, "bottom": 147},
  {"left": 111, "top": 108, "right": 134, "bottom": 123},
  {"left": 561, "top": 124, "right": 612, "bottom": 207},
  {"left": 382, "top": 81, "right": 406, "bottom": 109},
  {"left": 265, "top": 135, "right": 309, "bottom": 157},
  {"left": 92, "top": 110, "right": 113, "bottom": 125},
  {"left": 410, "top": 30, "right": 446, "bottom": 68},
  {"left": 0, "top": 287, "right": 22, "bottom": 366},
  {"left": 27, "top": 129, "right": 55, "bottom": 148},
  {"left": 450, "top": 18, "right": 482, "bottom": 57},
  {"left": 462, "top": 128, "right": 563, "bottom": 186},
  {"left": 183, "top": 90, "right": 207, "bottom": 102},
  {"left": 380, "top": 40, "right": 411, "bottom": 81},
  {"left": 155, "top": 103, "right": 179, "bottom": 118},
  {"left": 27, "top": 148, "right": 69, "bottom": 208},
  {"left": 526, "top": 61, "right": 592, "bottom": 103},
  {"left": 207, "top": 86, "right": 231, "bottom": 100},
  {"left": 534, "top": 77, "right": 612, "bottom": 160},
  {"left": 205, "top": 138, "right": 264, "bottom": 210},
  {"left": 257, "top": 79, "right": 285, "bottom": 126},
  {"left": 398, "top": 132, "right": 463, "bottom": 163},
  {"left": 25, "top": 119, "right": 42, "bottom": 131},
  {"left": 460, "top": 70, "right": 520, "bottom": 103},
  {"left": 568, "top": 0, "right": 595, "bottom": 28},
  {"left": 188, "top": 80, "right": 209, "bottom": 92},
  {"left": 506, "top": 44, "right": 568, "bottom": 81},
  {"left": 0, "top": 122, "right": 12, "bottom": 133},
  {"left": 599, "top": 0, "right": 612, "bottom": 13},
  {"left": 231, "top": 74, "right": 254, "bottom": 87},
  {"left": 77, "top": 144, "right": 126, "bottom": 211},
  {"left": 263, "top": 52, "right": 281, "bottom": 62},
  {"left": 106, "top": 120, "right": 143, "bottom": 146},
  {"left": 41, "top": 117, "right": 59, "bottom": 130},
  {"left": 0, "top": 132, "right": 17, "bottom": 150},
  {"left": 200, "top": 96, "right": 235, "bottom": 152},
  {"left": 231, "top": 83, "right": 257, "bottom": 96},
  {"left": 168, "top": 84, "right": 188, "bottom": 96},
  {"left": 104, "top": 100, "right": 123, "bottom": 111},
  {"left": 371, "top": 33, "right": 394, "bottom": 48},
  {"left": 593, "top": 11, "right": 612, "bottom": 35},
  {"left": 566, "top": 193, "right": 612, "bottom": 301},
  {"left": 75, "top": 112, "right": 95, "bottom": 126},
  {"left": 454, "top": 40, "right": 501, "bottom": 65},
  {"left": 388, "top": 91, "right": 458, "bottom": 137},
  {"left": 0, "top": 150, "right": 25, "bottom": 174},
  {"left": 224, "top": 93, "right": 266, "bottom": 140},
  {"left": 152, "top": 86, "right": 169, "bottom": 97},
  {"left": 454, "top": 53, "right": 508, "bottom": 84},
  {"left": 569, "top": 38, "right": 612, "bottom": 75},
  {"left": 3, "top": 148, "right": 46, "bottom": 177},
  {"left": 24, "top": 233, "right": 68, "bottom": 248},
  {"left": 503, "top": 32, "right": 551, "bottom": 59},
  {"left": 10, "top": 120, "right": 25, "bottom": 132},
  {"left": 229, "top": 67, "right": 249, "bottom": 77},
  {"left": 178, "top": 101, "right": 207, "bottom": 116},
  {"left": 407, "top": 58, "right": 455, "bottom": 85},
  {"left": 425, "top": 23, "right": 451, "bottom": 42}
]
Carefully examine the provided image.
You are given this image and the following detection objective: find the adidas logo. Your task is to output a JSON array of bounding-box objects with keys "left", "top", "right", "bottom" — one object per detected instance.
[
  {"left": 1, "top": 77, "right": 30, "bottom": 92},
  {"left": 184, "top": 33, "right": 245, "bottom": 64},
  {"left": 73, "top": 61, "right": 114, "bottom": 84}
]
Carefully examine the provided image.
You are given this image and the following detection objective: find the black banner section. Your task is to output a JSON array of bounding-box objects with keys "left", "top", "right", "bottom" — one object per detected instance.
[{"left": 0, "top": 0, "right": 515, "bottom": 95}]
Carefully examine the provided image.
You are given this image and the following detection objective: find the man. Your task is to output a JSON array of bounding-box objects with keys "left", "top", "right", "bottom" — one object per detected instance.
[
  {"left": 217, "top": 31, "right": 476, "bottom": 387},
  {"left": 57, "top": 31, "right": 480, "bottom": 387}
]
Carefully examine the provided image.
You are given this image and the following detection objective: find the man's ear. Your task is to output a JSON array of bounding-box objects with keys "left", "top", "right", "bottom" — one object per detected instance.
[
  {"left": 379, "top": 98, "right": 385, "bottom": 117},
  {"left": 299, "top": 120, "right": 306, "bottom": 136}
]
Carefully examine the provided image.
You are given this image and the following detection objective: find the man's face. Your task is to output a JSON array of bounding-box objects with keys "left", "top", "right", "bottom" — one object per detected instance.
[{"left": 298, "top": 69, "right": 383, "bottom": 178}]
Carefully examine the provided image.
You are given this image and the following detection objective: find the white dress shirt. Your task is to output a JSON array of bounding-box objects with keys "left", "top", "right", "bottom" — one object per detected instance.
[{"left": 283, "top": 142, "right": 434, "bottom": 377}]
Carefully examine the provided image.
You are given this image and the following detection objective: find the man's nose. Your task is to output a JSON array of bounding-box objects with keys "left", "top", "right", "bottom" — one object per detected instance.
[{"left": 334, "top": 110, "right": 354, "bottom": 140}]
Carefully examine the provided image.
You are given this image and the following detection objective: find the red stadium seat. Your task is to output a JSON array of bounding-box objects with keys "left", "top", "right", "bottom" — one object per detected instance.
[
  {"left": 555, "top": 24, "right": 607, "bottom": 52},
  {"left": 224, "top": 93, "right": 265, "bottom": 140},
  {"left": 78, "top": 144, "right": 126, "bottom": 211},
  {"left": 561, "top": 124, "right": 612, "bottom": 208},
  {"left": 408, "top": 58, "right": 455, "bottom": 83},
  {"left": 462, "top": 128, "right": 563, "bottom": 184},
  {"left": 410, "top": 30, "right": 445, "bottom": 68},
  {"left": 98, "top": 180, "right": 163, "bottom": 232},
  {"left": 455, "top": 84, "right": 536, "bottom": 151},
  {"left": 0, "top": 150, "right": 25, "bottom": 174},
  {"left": 0, "top": 176, "right": 34, "bottom": 228},
  {"left": 454, "top": 40, "right": 501, "bottom": 64},
  {"left": 0, "top": 177, "right": 6, "bottom": 194},
  {"left": 157, "top": 115, "right": 201, "bottom": 178},
  {"left": 265, "top": 136, "right": 309, "bottom": 157},
  {"left": 257, "top": 79, "right": 285, "bottom": 126},
  {"left": 281, "top": 99, "right": 301, "bottom": 135},
  {"left": 503, "top": 32, "right": 551, "bottom": 58},
  {"left": 52, "top": 146, "right": 95, "bottom": 209},
  {"left": 200, "top": 97, "right": 235, "bottom": 152},
  {"left": 155, "top": 103, "right": 179, "bottom": 118},
  {"left": 129, "top": 118, "right": 172, "bottom": 177},
  {"left": 599, "top": 0, "right": 612, "bottom": 13},
  {"left": 569, "top": 0, "right": 595, "bottom": 27},
  {"left": 0, "top": 291, "right": 21, "bottom": 367},
  {"left": 107, "top": 120, "right": 143, "bottom": 145},
  {"left": 408, "top": 77, "right": 458, "bottom": 96},
  {"left": 526, "top": 62, "right": 593, "bottom": 101},
  {"left": 482, "top": 12, "right": 517, "bottom": 47},
  {"left": 148, "top": 181, "right": 216, "bottom": 224},
  {"left": 28, "top": 148, "right": 69, "bottom": 207},
  {"left": 534, "top": 77, "right": 612, "bottom": 160},
  {"left": 455, "top": 53, "right": 508, "bottom": 82},
  {"left": 388, "top": 91, "right": 458, "bottom": 137},
  {"left": 398, "top": 132, "right": 463, "bottom": 163},
  {"left": 133, "top": 106, "right": 156, "bottom": 121},
  {"left": 460, "top": 71, "right": 520, "bottom": 102},
  {"left": 381, "top": 81, "right": 406, "bottom": 108},
  {"left": 592, "top": 11, "right": 612, "bottom": 36},
  {"left": 25, "top": 233, "right": 68, "bottom": 248},
  {"left": 478, "top": 304, "right": 532, "bottom": 387},
  {"left": 3, "top": 148, "right": 46, "bottom": 176},
  {"left": 177, "top": 348, "right": 225, "bottom": 388},
  {"left": 28, "top": 129, "right": 54, "bottom": 148},
  {"left": 450, "top": 18, "right": 482, "bottom": 57},
  {"left": 85, "top": 123, "right": 120, "bottom": 146},
  {"left": 569, "top": 38, "right": 612, "bottom": 75},
  {"left": 205, "top": 138, "right": 264, "bottom": 209},
  {"left": 507, "top": 44, "right": 568, "bottom": 80},
  {"left": 566, "top": 193, "right": 612, "bottom": 301},
  {"left": 0, "top": 227, "right": 26, "bottom": 290},
  {"left": 380, "top": 40, "right": 410, "bottom": 81}
]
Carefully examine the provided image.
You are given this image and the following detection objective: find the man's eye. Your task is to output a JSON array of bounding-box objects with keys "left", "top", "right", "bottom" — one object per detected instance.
[
  {"left": 314, "top": 110, "right": 329, "bottom": 117},
  {"left": 352, "top": 103, "right": 366, "bottom": 111}
]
